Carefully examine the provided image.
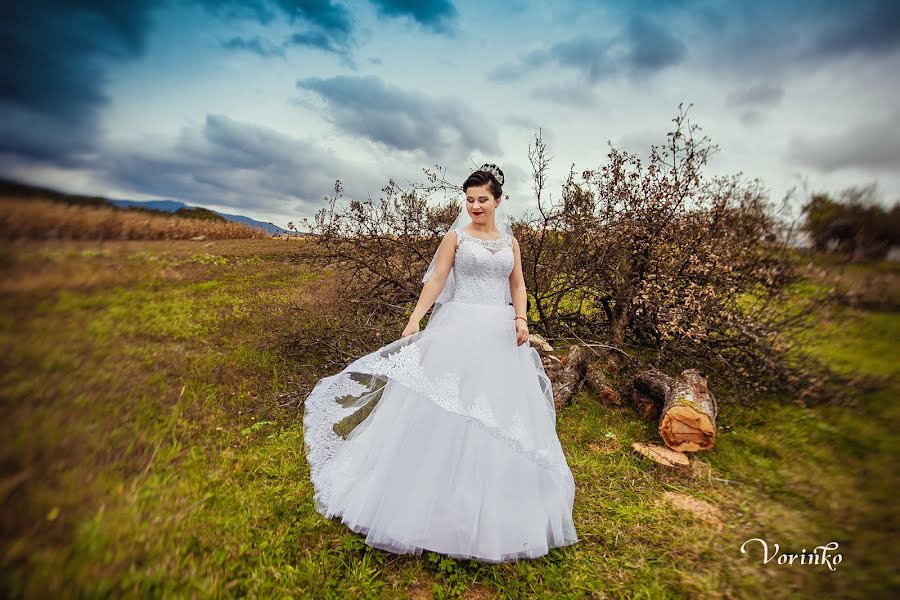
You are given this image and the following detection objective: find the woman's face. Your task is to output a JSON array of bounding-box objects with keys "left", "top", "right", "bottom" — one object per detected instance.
[{"left": 465, "top": 183, "right": 499, "bottom": 226}]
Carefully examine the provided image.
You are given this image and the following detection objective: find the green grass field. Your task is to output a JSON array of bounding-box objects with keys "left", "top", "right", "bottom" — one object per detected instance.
[{"left": 1, "top": 239, "right": 897, "bottom": 599}]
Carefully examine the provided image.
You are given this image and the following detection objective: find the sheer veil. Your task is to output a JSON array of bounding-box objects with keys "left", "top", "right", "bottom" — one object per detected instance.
[{"left": 420, "top": 191, "right": 513, "bottom": 321}]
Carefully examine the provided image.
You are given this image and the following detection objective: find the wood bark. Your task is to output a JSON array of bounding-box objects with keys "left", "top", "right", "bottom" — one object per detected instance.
[
  {"left": 584, "top": 362, "right": 621, "bottom": 407},
  {"left": 540, "top": 346, "right": 716, "bottom": 453},
  {"left": 657, "top": 369, "right": 718, "bottom": 452},
  {"left": 624, "top": 368, "right": 673, "bottom": 420},
  {"left": 549, "top": 345, "right": 591, "bottom": 409},
  {"left": 626, "top": 368, "right": 718, "bottom": 451}
]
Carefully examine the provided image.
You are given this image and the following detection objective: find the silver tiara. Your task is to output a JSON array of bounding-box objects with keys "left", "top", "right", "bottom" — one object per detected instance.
[{"left": 479, "top": 163, "right": 504, "bottom": 186}]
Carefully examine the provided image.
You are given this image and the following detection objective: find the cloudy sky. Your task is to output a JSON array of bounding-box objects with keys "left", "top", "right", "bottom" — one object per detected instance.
[{"left": 1, "top": 0, "right": 898, "bottom": 229}]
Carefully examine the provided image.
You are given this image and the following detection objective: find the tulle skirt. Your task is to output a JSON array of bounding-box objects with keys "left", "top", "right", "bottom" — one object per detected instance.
[{"left": 302, "top": 300, "right": 579, "bottom": 562}]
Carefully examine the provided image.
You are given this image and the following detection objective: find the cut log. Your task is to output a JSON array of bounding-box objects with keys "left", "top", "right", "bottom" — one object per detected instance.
[
  {"left": 658, "top": 369, "right": 718, "bottom": 452},
  {"left": 632, "top": 369, "right": 674, "bottom": 403},
  {"left": 631, "top": 388, "right": 660, "bottom": 420},
  {"left": 540, "top": 353, "right": 562, "bottom": 372},
  {"left": 527, "top": 333, "right": 554, "bottom": 353},
  {"left": 584, "top": 362, "right": 621, "bottom": 407},
  {"left": 560, "top": 344, "right": 591, "bottom": 370},
  {"left": 631, "top": 442, "right": 690, "bottom": 468},
  {"left": 550, "top": 345, "right": 591, "bottom": 409},
  {"left": 624, "top": 369, "right": 674, "bottom": 420}
]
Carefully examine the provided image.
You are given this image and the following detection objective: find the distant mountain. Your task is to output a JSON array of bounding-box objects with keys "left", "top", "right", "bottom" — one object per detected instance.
[
  {"left": 107, "top": 198, "right": 291, "bottom": 235},
  {"left": 107, "top": 198, "right": 187, "bottom": 213},
  {"left": 0, "top": 177, "right": 298, "bottom": 236},
  {"left": 206, "top": 210, "right": 292, "bottom": 236}
]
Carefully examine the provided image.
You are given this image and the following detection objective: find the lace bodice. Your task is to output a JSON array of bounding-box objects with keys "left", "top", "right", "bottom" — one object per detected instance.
[{"left": 451, "top": 229, "right": 514, "bottom": 306}]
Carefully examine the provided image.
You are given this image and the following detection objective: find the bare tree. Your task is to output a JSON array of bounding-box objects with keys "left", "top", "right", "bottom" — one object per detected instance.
[{"left": 295, "top": 103, "right": 838, "bottom": 401}]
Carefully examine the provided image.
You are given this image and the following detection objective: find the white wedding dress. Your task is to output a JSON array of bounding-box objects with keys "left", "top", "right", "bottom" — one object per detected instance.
[{"left": 303, "top": 228, "right": 579, "bottom": 562}]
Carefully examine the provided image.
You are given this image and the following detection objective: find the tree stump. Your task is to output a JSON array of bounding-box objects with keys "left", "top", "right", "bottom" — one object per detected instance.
[{"left": 658, "top": 369, "right": 718, "bottom": 452}]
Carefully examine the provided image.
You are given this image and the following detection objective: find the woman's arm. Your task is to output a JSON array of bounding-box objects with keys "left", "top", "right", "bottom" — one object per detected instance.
[
  {"left": 509, "top": 235, "right": 529, "bottom": 345},
  {"left": 402, "top": 230, "right": 457, "bottom": 336}
]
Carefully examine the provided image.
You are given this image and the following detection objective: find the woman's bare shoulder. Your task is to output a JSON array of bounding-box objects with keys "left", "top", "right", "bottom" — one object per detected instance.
[{"left": 442, "top": 229, "right": 460, "bottom": 250}]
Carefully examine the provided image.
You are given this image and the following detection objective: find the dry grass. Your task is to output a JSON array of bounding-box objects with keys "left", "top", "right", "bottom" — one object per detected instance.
[{"left": 0, "top": 196, "right": 270, "bottom": 241}]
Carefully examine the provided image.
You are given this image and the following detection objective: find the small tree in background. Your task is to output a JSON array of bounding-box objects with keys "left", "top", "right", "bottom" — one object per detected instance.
[
  {"left": 509, "top": 103, "right": 832, "bottom": 396},
  {"left": 801, "top": 183, "right": 900, "bottom": 261}
]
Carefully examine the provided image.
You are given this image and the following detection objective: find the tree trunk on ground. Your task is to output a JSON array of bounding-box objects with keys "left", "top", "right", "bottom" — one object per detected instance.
[
  {"left": 626, "top": 368, "right": 718, "bottom": 451},
  {"left": 658, "top": 369, "right": 718, "bottom": 452},
  {"left": 549, "top": 345, "right": 591, "bottom": 409},
  {"left": 624, "top": 368, "right": 673, "bottom": 420},
  {"left": 584, "top": 362, "right": 621, "bottom": 407}
]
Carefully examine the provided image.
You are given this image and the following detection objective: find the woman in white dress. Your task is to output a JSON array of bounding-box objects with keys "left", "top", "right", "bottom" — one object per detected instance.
[{"left": 303, "top": 164, "right": 579, "bottom": 562}]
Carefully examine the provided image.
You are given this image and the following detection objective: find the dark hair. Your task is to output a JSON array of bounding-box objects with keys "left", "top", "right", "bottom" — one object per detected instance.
[{"left": 463, "top": 167, "right": 503, "bottom": 200}]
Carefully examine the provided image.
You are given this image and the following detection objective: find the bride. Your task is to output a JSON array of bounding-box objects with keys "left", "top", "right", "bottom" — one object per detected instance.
[{"left": 303, "top": 164, "right": 579, "bottom": 562}]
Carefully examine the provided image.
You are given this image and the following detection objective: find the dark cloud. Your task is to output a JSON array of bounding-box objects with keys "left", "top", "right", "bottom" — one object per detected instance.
[
  {"left": 491, "top": 14, "right": 685, "bottom": 85},
  {"left": 507, "top": 36, "right": 615, "bottom": 83},
  {"left": 284, "top": 30, "right": 360, "bottom": 68},
  {"left": 0, "top": 0, "right": 359, "bottom": 171},
  {"left": 295, "top": 75, "right": 500, "bottom": 158},
  {"left": 624, "top": 14, "right": 687, "bottom": 74},
  {"left": 786, "top": 112, "right": 900, "bottom": 173},
  {"left": 0, "top": 1, "right": 158, "bottom": 165},
  {"left": 218, "top": 1, "right": 459, "bottom": 60},
  {"left": 285, "top": 30, "right": 345, "bottom": 53},
  {"left": 806, "top": 0, "right": 900, "bottom": 59},
  {"left": 199, "top": 0, "right": 352, "bottom": 34},
  {"left": 222, "top": 35, "right": 286, "bottom": 57},
  {"left": 656, "top": 1, "right": 900, "bottom": 123},
  {"left": 0, "top": 104, "right": 98, "bottom": 170},
  {"left": 98, "top": 113, "right": 382, "bottom": 211},
  {"left": 494, "top": 0, "right": 900, "bottom": 88},
  {"left": 205, "top": 0, "right": 355, "bottom": 59},
  {"left": 678, "top": 0, "right": 900, "bottom": 80},
  {"left": 0, "top": 0, "right": 460, "bottom": 197},
  {"left": 369, "top": 0, "right": 457, "bottom": 33},
  {"left": 599, "top": 0, "right": 900, "bottom": 60},
  {"left": 194, "top": 0, "right": 278, "bottom": 24}
]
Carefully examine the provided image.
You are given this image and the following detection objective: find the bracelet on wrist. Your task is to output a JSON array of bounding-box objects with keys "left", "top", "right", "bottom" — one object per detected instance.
[{"left": 514, "top": 316, "right": 527, "bottom": 322}]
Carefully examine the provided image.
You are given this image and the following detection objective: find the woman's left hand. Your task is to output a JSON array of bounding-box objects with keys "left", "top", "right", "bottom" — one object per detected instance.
[{"left": 514, "top": 319, "right": 529, "bottom": 346}]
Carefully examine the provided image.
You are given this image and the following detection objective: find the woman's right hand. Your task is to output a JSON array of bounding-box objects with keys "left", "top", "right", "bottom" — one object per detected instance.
[{"left": 401, "top": 319, "right": 420, "bottom": 338}]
